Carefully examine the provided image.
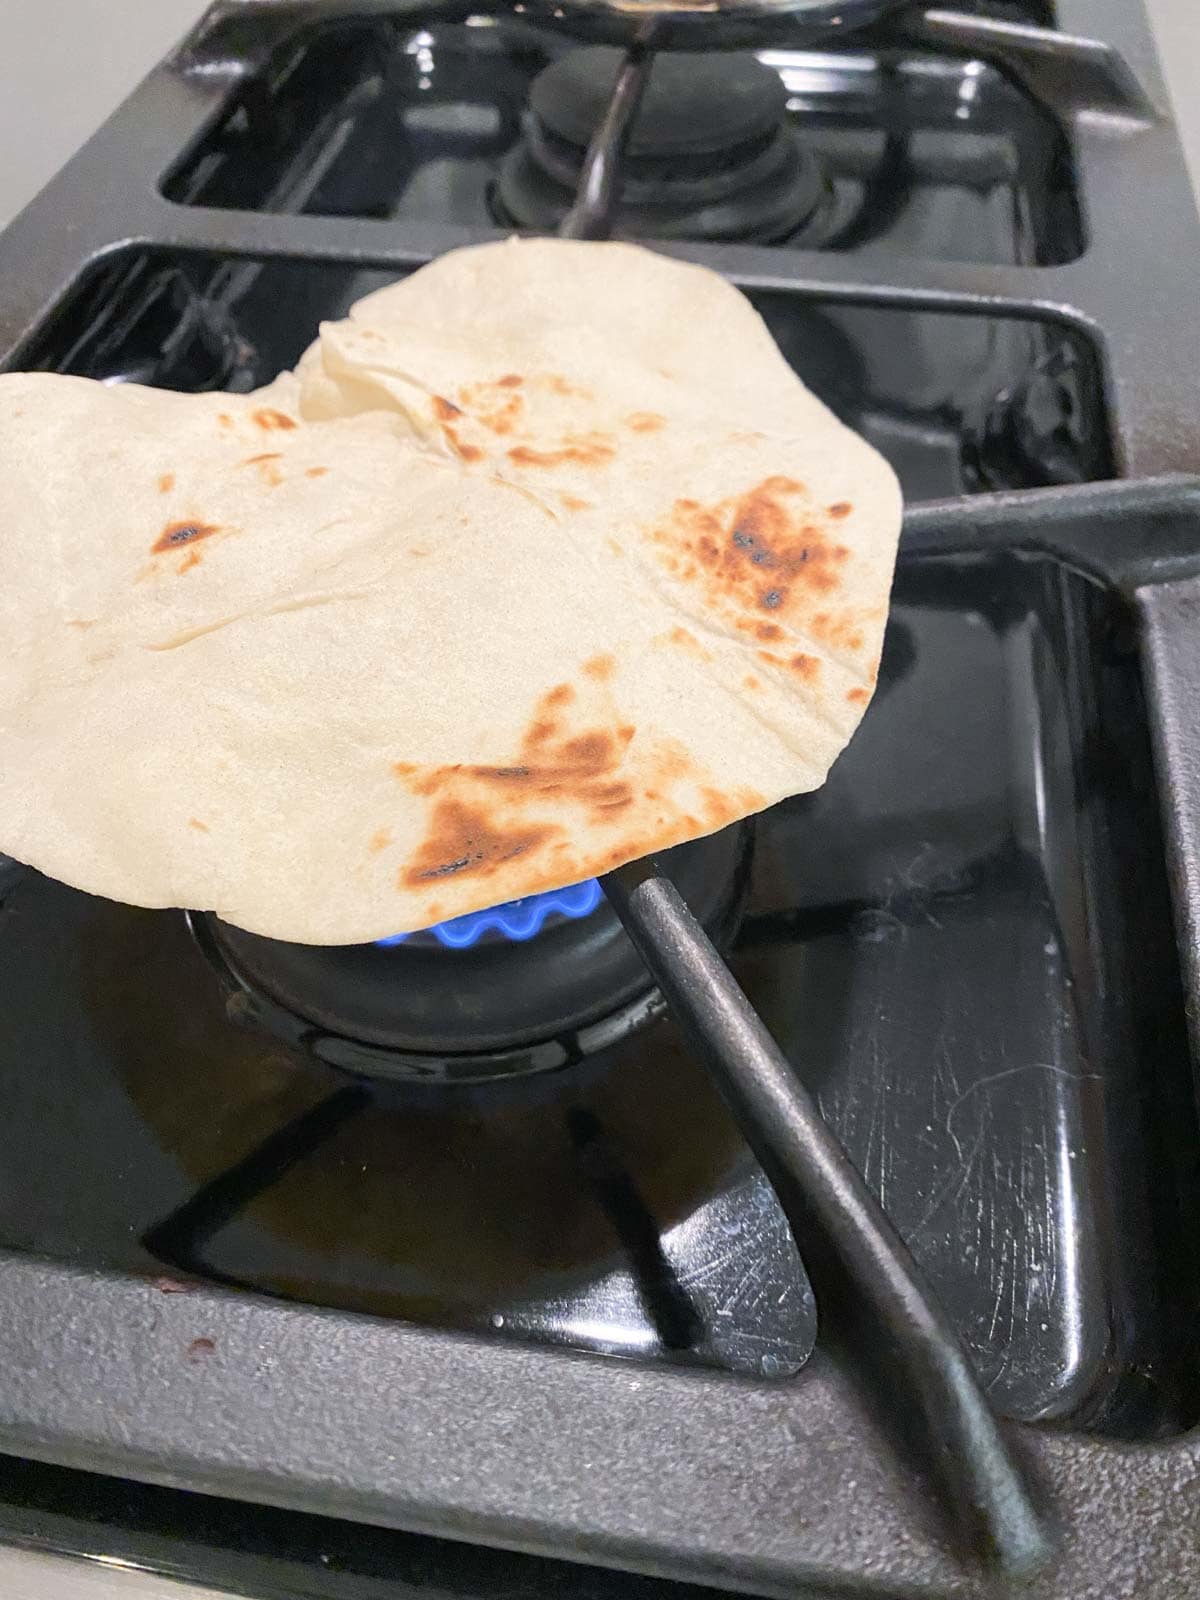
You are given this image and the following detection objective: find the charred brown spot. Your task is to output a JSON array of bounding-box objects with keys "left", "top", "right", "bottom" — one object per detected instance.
[
  {"left": 458, "top": 381, "right": 525, "bottom": 436},
  {"left": 563, "top": 732, "right": 614, "bottom": 766},
  {"left": 583, "top": 653, "right": 616, "bottom": 682},
  {"left": 507, "top": 433, "right": 615, "bottom": 470},
  {"left": 306, "top": 466, "right": 329, "bottom": 478},
  {"left": 158, "top": 472, "right": 175, "bottom": 494},
  {"left": 441, "top": 422, "right": 484, "bottom": 464},
  {"left": 828, "top": 502, "right": 852, "bottom": 519},
  {"left": 152, "top": 520, "right": 221, "bottom": 555},
  {"left": 187, "top": 1337, "right": 216, "bottom": 1361},
  {"left": 626, "top": 412, "right": 665, "bottom": 433},
  {"left": 756, "top": 622, "right": 783, "bottom": 641},
  {"left": 217, "top": 413, "right": 232, "bottom": 429},
  {"left": 251, "top": 408, "right": 297, "bottom": 431},
  {"left": 744, "top": 674, "right": 761, "bottom": 692},
  {"left": 810, "top": 611, "right": 865, "bottom": 652},
  {"left": 369, "top": 828, "right": 392, "bottom": 853},
  {"left": 650, "top": 476, "right": 849, "bottom": 627},
  {"left": 432, "top": 396, "right": 463, "bottom": 421},
  {"left": 663, "top": 625, "right": 708, "bottom": 657},
  {"left": 178, "top": 550, "right": 203, "bottom": 573},
  {"left": 847, "top": 686, "right": 870, "bottom": 703},
  {"left": 758, "top": 649, "right": 820, "bottom": 681},
  {"left": 546, "top": 375, "right": 589, "bottom": 398},
  {"left": 243, "top": 451, "right": 283, "bottom": 487},
  {"left": 652, "top": 740, "right": 696, "bottom": 785},
  {"left": 701, "top": 788, "right": 737, "bottom": 827},
  {"left": 400, "top": 797, "right": 556, "bottom": 888},
  {"left": 561, "top": 494, "right": 594, "bottom": 513},
  {"left": 188, "top": 818, "right": 209, "bottom": 832},
  {"left": 587, "top": 783, "right": 634, "bottom": 813},
  {"left": 393, "top": 676, "right": 647, "bottom": 843},
  {"left": 497, "top": 373, "right": 523, "bottom": 389}
]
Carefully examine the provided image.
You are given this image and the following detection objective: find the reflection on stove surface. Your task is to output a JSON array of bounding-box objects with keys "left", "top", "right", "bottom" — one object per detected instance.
[
  {"left": 162, "top": 16, "right": 1082, "bottom": 265},
  {"left": 0, "top": 552, "right": 1193, "bottom": 1430}
]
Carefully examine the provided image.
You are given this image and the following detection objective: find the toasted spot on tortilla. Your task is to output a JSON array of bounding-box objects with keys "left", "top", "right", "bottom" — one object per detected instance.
[
  {"left": 400, "top": 797, "right": 557, "bottom": 887},
  {"left": 508, "top": 433, "right": 615, "bottom": 469},
  {"left": 758, "top": 649, "right": 821, "bottom": 681},
  {"left": 811, "top": 612, "right": 865, "bottom": 653},
  {"left": 152, "top": 519, "right": 221, "bottom": 554},
  {"left": 660, "top": 625, "right": 711, "bottom": 659},
  {"left": 650, "top": 476, "right": 848, "bottom": 630},
  {"left": 458, "top": 381, "right": 524, "bottom": 435},
  {"left": 444, "top": 430, "right": 484, "bottom": 463},
  {"left": 242, "top": 452, "right": 283, "bottom": 486},
  {"left": 251, "top": 408, "right": 297, "bottom": 431}
]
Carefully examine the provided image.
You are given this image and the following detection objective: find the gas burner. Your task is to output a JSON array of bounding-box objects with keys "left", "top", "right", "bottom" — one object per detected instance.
[
  {"left": 494, "top": 48, "right": 829, "bottom": 244},
  {"left": 375, "top": 878, "right": 603, "bottom": 949},
  {"left": 194, "top": 823, "right": 752, "bottom": 1083}
]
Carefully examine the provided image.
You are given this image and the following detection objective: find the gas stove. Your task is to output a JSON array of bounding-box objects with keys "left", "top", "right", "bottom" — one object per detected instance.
[{"left": 1, "top": 2, "right": 1200, "bottom": 1597}]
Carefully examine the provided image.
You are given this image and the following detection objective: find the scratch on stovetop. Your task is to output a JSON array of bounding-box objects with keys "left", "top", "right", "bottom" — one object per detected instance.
[
  {"left": 912, "top": 1099, "right": 991, "bottom": 1237},
  {"left": 716, "top": 1257, "right": 773, "bottom": 1319},
  {"left": 941, "top": 1061, "right": 1101, "bottom": 1128}
]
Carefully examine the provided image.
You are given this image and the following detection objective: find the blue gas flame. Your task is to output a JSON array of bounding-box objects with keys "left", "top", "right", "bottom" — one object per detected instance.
[{"left": 375, "top": 878, "right": 603, "bottom": 950}]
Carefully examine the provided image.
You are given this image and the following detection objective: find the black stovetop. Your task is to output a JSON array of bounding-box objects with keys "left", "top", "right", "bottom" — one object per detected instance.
[
  {"left": 1, "top": 539, "right": 1192, "bottom": 1431},
  {"left": 164, "top": 11, "right": 1079, "bottom": 265},
  {"left": 3, "top": 1, "right": 1200, "bottom": 1597}
]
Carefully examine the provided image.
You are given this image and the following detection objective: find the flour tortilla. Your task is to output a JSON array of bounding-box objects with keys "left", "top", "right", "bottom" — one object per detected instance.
[{"left": 0, "top": 238, "right": 900, "bottom": 944}]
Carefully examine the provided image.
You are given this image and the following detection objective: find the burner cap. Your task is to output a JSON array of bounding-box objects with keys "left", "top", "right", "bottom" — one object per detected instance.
[
  {"left": 534, "top": 47, "right": 788, "bottom": 159},
  {"left": 495, "top": 48, "right": 828, "bottom": 244},
  {"left": 195, "top": 824, "right": 752, "bottom": 1083}
]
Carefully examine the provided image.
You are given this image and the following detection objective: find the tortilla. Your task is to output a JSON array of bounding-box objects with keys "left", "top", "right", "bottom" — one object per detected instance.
[{"left": 0, "top": 238, "right": 900, "bottom": 944}]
